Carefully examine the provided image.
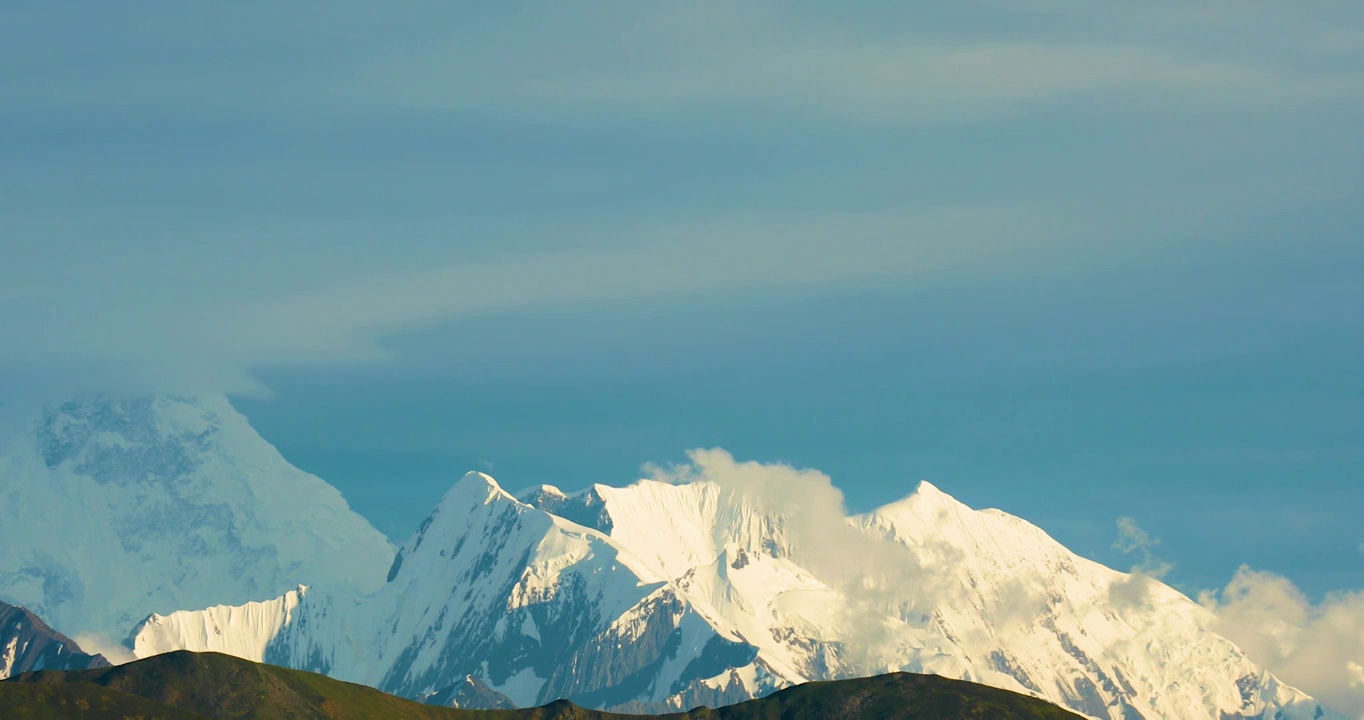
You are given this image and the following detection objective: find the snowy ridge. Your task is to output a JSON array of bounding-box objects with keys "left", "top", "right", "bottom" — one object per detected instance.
[
  {"left": 0, "top": 396, "right": 395, "bottom": 640},
  {"left": 131, "top": 585, "right": 307, "bottom": 662},
  {"left": 132, "top": 469, "right": 1343, "bottom": 719}
]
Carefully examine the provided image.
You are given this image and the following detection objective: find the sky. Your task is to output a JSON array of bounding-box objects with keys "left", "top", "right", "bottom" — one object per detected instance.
[{"left": 3, "top": 2, "right": 1364, "bottom": 702}]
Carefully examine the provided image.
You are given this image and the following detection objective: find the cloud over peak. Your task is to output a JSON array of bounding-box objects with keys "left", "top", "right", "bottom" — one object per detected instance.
[{"left": 1201, "top": 567, "right": 1364, "bottom": 718}]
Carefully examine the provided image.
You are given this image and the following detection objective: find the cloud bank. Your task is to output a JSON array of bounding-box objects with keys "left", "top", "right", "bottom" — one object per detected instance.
[
  {"left": 1201, "top": 567, "right": 1364, "bottom": 719},
  {"left": 353, "top": 4, "right": 1364, "bottom": 123},
  {"left": 0, "top": 204, "right": 1077, "bottom": 398}
]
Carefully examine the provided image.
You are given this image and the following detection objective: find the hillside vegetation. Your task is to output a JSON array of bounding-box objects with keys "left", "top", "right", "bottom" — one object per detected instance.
[{"left": 5, "top": 651, "right": 1083, "bottom": 720}]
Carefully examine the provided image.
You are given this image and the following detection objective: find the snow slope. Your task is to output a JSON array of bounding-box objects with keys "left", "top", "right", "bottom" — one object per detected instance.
[
  {"left": 132, "top": 585, "right": 307, "bottom": 663},
  {"left": 132, "top": 471, "right": 1344, "bottom": 719},
  {"left": 0, "top": 396, "right": 395, "bottom": 640}
]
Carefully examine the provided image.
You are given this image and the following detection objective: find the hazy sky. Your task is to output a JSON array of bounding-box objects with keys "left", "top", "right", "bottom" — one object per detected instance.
[{"left": 3, "top": 2, "right": 1363, "bottom": 605}]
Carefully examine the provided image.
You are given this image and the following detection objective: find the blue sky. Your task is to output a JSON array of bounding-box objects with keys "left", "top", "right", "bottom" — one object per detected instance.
[{"left": 3, "top": 2, "right": 1363, "bottom": 601}]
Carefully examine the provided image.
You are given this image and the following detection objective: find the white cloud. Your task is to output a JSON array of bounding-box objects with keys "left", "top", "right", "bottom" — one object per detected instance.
[
  {"left": 646, "top": 449, "right": 948, "bottom": 600},
  {"left": 646, "top": 449, "right": 962, "bottom": 662},
  {"left": 1201, "top": 567, "right": 1364, "bottom": 718}
]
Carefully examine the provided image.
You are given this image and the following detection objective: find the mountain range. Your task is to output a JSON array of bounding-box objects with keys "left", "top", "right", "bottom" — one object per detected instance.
[{"left": 0, "top": 396, "right": 1346, "bottom": 719}]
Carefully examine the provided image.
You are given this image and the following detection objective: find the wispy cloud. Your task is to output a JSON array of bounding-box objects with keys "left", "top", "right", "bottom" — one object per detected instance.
[
  {"left": 1113, "top": 516, "right": 1174, "bottom": 579},
  {"left": 348, "top": 4, "right": 1364, "bottom": 124},
  {"left": 218, "top": 204, "right": 1072, "bottom": 362},
  {"left": 0, "top": 200, "right": 1097, "bottom": 395},
  {"left": 11, "top": 3, "right": 1361, "bottom": 126},
  {"left": 1107, "top": 517, "right": 1175, "bottom": 612}
]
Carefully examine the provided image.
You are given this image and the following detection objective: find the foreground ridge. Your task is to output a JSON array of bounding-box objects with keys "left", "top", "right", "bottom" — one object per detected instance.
[{"left": 2, "top": 650, "right": 1084, "bottom": 720}]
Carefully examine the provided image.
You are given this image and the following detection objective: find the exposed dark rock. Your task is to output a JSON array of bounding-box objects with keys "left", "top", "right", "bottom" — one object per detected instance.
[{"left": 0, "top": 599, "right": 109, "bottom": 678}]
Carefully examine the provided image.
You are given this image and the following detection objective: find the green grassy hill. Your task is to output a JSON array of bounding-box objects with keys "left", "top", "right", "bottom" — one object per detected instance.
[
  {"left": 0, "top": 681, "right": 212, "bottom": 720},
  {"left": 9, "top": 652, "right": 476, "bottom": 720},
  {"left": 5, "top": 651, "right": 1082, "bottom": 720},
  {"left": 688, "top": 672, "right": 1084, "bottom": 719}
]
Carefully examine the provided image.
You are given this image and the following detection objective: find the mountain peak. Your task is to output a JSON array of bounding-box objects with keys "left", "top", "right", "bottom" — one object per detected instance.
[
  {"left": 913, "top": 479, "right": 948, "bottom": 498},
  {"left": 402, "top": 471, "right": 517, "bottom": 545},
  {"left": 514, "top": 483, "right": 566, "bottom": 506},
  {"left": 868, "top": 480, "right": 968, "bottom": 524},
  {"left": 399, "top": 470, "right": 526, "bottom": 562},
  {"left": 440, "top": 471, "right": 514, "bottom": 508},
  {"left": 462, "top": 470, "right": 500, "bottom": 488}
]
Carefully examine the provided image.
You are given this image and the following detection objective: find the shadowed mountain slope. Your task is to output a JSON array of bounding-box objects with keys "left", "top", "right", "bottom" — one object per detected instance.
[{"left": 0, "top": 599, "right": 109, "bottom": 679}]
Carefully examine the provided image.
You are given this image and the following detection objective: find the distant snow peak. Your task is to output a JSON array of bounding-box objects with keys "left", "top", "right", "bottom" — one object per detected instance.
[
  {"left": 518, "top": 483, "right": 566, "bottom": 499},
  {"left": 0, "top": 394, "right": 394, "bottom": 640},
  {"left": 517, "top": 482, "right": 614, "bottom": 533},
  {"left": 131, "top": 459, "right": 1343, "bottom": 719}
]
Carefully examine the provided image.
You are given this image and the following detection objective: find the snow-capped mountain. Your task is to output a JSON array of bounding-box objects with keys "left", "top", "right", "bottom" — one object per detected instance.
[
  {"left": 131, "top": 470, "right": 1343, "bottom": 720},
  {"left": 0, "top": 599, "right": 109, "bottom": 679},
  {"left": 0, "top": 396, "right": 395, "bottom": 641}
]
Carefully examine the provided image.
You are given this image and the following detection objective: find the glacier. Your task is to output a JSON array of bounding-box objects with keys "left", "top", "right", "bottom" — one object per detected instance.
[
  {"left": 0, "top": 396, "right": 395, "bottom": 640},
  {"left": 131, "top": 468, "right": 1345, "bottom": 720}
]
